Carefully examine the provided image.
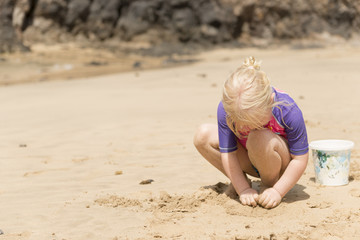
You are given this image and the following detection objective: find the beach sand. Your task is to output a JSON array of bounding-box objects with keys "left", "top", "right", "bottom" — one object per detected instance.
[{"left": 1, "top": 45, "right": 360, "bottom": 240}]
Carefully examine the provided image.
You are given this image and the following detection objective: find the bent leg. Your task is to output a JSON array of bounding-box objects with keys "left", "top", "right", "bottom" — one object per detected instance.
[
  {"left": 193, "top": 123, "right": 259, "bottom": 178},
  {"left": 193, "top": 123, "right": 225, "bottom": 175},
  {"left": 247, "top": 129, "right": 291, "bottom": 187}
]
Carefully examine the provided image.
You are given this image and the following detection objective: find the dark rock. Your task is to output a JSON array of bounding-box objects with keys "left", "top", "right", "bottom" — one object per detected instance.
[
  {"left": 0, "top": 0, "right": 29, "bottom": 53},
  {"left": 13, "top": 0, "right": 33, "bottom": 32},
  {"left": 116, "top": 1, "right": 160, "bottom": 41},
  {"left": 169, "top": 0, "right": 190, "bottom": 8},
  {"left": 33, "top": 0, "right": 67, "bottom": 23},
  {"left": 133, "top": 61, "right": 142, "bottom": 69},
  {"left": 87, "top": 0, "right": 122, "bottom": 40},
  {"left": 139, "top": 179, "right": 154, "bottom": 185},
  {"left": 195, "top": 0, "right": 236, "bottom": 43},
  {"left": 65, "top": 0, "right": 91, "bottom": 29},
  {"left": 86, "top": 61, "right": 108, "bottom": 66},
  {"left": 302, "top": 14, "right": 328, "bottom": 36},
  {"left": 2, "top": 0, "right": 360, "bottom": 53},
  {"left": 173, "top": 8, "right": 197, "bottom": 32}
]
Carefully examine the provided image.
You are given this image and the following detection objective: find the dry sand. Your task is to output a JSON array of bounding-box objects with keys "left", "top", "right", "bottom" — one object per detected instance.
[{"left": 1, "top": 45, "right": 360, "bottom": 240}]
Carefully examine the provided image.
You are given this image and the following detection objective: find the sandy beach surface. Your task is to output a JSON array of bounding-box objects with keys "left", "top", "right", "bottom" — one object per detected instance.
[{"left": 1, "top": 45, "right": 360, "bottom": 240}]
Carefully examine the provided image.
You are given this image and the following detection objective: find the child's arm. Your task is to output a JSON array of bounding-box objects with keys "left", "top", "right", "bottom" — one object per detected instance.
[
  {"left": 258, "top": 152, "right": 309, "bottom": 208},
  {"left": 221, "top": 151, "right": 259, "bottom": 207},
  {"left": 274, "top": 152, "right": 309, "bottom": 197}
]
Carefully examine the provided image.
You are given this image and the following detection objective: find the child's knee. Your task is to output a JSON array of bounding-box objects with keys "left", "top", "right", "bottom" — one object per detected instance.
[
  {"left": 193, "top": 124, "right": 213, "bottom": 148},
  {"left": 247, "top": 129, "right": 273, "bottom": 153},
  {"left": 247, "top": 129, "right": 284, "bottom": 167}
]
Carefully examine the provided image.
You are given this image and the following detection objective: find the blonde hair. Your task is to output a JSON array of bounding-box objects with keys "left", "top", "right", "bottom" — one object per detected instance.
[{"left": 222, "top": 56, "right": 276, "bottom": 135}]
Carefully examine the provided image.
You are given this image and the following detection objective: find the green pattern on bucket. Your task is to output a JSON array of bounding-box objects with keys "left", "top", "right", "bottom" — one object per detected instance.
[
  {"left": 316, "top": 150, "right": 330, "bottom": 169},
  {"left": 312, "top": 149, "right": 350, "bottom": 185}
]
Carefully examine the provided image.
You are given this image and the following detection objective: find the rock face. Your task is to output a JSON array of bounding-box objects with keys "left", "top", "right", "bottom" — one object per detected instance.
[
  {"left": 0, "top": 0, "right": 29, "bottom": 53},
  {"left": 2, "top": 0, "right": 360, "bottom": 52}
]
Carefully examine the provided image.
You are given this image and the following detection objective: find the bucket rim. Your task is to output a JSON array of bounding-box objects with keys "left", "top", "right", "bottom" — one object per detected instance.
[{"left": 309, "top": 139, "right": 354, "bottom": 151}]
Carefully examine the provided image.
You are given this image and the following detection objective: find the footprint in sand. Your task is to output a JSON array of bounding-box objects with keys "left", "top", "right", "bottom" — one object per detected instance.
[
  {"left": 306, "top": 201, "right": 332, "bottom": 209},
  {"left": 350, "top": 188, "right": 360, "bottom": 198}
]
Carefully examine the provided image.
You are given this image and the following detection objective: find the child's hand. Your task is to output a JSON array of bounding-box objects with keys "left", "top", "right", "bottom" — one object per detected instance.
[
  {"left": 258, "top": 187, "right": 282, "bottom": 209},
  {"left": 239, "top": 188, "right": 259, "bottom": 207}
]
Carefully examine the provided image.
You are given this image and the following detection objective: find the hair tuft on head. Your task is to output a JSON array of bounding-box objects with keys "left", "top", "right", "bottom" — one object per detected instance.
[{"left": 243, "top": 56, "right": 261, "bottom": 70}]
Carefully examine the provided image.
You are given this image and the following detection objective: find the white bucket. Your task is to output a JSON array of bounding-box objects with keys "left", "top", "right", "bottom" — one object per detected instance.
[{"left": 310, "top": 140, "right": 354, "bottom": 186}]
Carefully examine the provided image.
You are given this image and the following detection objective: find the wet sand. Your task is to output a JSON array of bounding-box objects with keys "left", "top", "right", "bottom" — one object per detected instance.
[{"left": 0, "top": 43, "right": 199, "bottom": 86}]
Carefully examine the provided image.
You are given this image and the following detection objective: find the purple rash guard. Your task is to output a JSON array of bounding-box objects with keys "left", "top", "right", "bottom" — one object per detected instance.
[{"left": 217, "top": 87, "right": 309, "bottom": 155}]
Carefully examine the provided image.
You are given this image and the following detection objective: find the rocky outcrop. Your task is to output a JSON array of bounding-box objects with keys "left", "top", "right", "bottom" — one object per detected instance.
[
  {"left": 0, "top": 0, "right": 29, "bottom": 53},
  {"left": 2, "top": 0, "right": 360, "bottom": 53}
]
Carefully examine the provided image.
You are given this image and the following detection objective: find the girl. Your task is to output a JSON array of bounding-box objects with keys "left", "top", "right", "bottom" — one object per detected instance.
[{"left": 194, "top": 56, "right": 309, "bottom": 209}]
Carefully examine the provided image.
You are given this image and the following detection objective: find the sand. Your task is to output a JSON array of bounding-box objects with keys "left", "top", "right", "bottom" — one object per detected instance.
[
  {"left": 0, "top": 43, "right": 196, "bottom": 86},
  {"left": 1, "top": 45, "right": 360, "bottom": 240}
]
